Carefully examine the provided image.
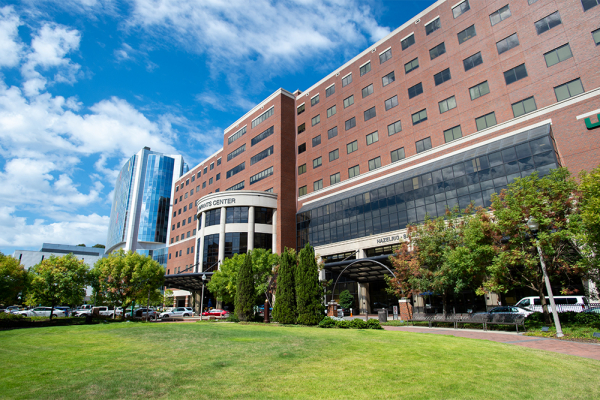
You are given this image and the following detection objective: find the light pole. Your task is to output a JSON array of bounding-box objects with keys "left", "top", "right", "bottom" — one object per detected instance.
[
  {"left": 527, "top": 217, "right": 564, "bottom": 337},
  {"left": 200, "top": 274, "right": 206, "bottom": 321}
]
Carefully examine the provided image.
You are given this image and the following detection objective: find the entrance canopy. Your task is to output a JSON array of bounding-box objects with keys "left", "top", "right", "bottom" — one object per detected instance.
[
  {"left": 164, "top": 272, "right": 214, "bottom": 292},
  {"left": 322, "top": 255, "right": 393, "bottom": 283}
]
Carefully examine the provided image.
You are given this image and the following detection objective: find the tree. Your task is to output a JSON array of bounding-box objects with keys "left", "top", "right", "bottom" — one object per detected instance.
[
  {"left": 131, "top": 255, "right": 165, "bottom": 319},
  {"left": 485, "top": 168, "right": 584, "bottom": 323},
  {"left": 27, "top": 254, "right": 89, "bottom": 320},
  {"left": 77, "top": 244, "right": 86, "bottom": 247},
  {"left": 272, "top": 248, "right": 297, "bottom": 324},
  {"left": 162, "top": 289, "right": 174, "bottom": 308},
  {"left": 235, "top": 250, "right": 255, "bottom": 321},
  {"left": 339, "top": 290, "right": 354, "bottom": 310},
  {"left": 296, "top": 244, "right": 324, "bottom": 325},
  {"left": 92, "top": 244, "right": 106, "bottom": 249},
  {"left": 577, "top": 166, "right": 600, "bottom": 294},
  {"left": 0, "top": 252, "right": 28, "bottom": 306}
]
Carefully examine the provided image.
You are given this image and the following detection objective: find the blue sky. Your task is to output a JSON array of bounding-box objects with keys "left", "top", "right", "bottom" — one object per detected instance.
[{"left": 0, "top": 0, "right": 436, "bottom": 254}]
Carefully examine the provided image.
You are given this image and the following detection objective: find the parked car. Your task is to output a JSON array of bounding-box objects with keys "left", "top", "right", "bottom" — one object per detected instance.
[
  {"left": 16, "top": 307, "right": 65, "bottom": 318},
  {"left": 73, "top": 306, "right": 113, "bottom": 317},
  {"left": 514, "top": 296, "right": 589, "bottom": 313},
  {"left": 54, "top": 306, "right": 71, "bottom": 317},
  {"left": 582, "top": 307, "right": 600, "bottom": 314},
  {"left": 486, "top": 306, "right": 533, "bottom": 316},
  {"left": 125, "top": 308, "right": 157, "bottom": 320},
  {"left": 159, "top": 307, "right": 194, "bottom": 319},
  {"left": 202, "top": 309, "right": 230, "bottom": 317},
  {"left": 4, "top": 306, "right": 22, "bottom": 314}
]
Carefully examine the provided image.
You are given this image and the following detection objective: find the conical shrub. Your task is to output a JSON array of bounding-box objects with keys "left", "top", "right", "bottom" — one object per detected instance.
[{"left": 273, "top": 248, "right": 297, "bottom": 324}]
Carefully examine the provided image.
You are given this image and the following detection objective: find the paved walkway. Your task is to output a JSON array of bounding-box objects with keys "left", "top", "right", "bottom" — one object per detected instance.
[{"left": 383, "top": 325, "right": 600, "bottom": 361}]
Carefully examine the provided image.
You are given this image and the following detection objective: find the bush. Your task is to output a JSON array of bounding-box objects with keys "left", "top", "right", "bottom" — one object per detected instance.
[
  {"left": 0, "top": 313, "right": 25, "bottom": 321},
  {"left": 334, "top": 320, "right": 350, "bottom": 329},
  {"left": 318, "top": 316, "right": 336, "bottom": 328},
  {"left": 349, "top": 319, "right": 367, "bottom": 329},
  {"left": 575, "top": 312, "right": 600, "bottom": 328},
  {"left": 225, "top": 314, "right": 240, "bottom": 323},
  {"left": 366, "top": 319, "right": 383, "bottom": 330},
  {"left": 317, "top": 317, "right": 382, "bottom": 330},
  {"left": 525, "top": 311, "right": 600, "bottom": 328}
]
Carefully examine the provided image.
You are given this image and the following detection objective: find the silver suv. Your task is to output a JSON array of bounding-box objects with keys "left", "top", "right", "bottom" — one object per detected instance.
[{"left": 159, "top": 307, "right": 194, "bottom": 319}]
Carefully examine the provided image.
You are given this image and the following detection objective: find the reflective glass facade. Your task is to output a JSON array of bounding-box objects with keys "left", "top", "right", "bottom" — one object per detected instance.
[
  {"left": 224, "top": 232, "right": 248, "bottom": 258},
  {"left": 138, "top": 155, "right": 176, "bottom": 243},
  {"left": 107, "top": 155, "right": 137, "bottom": 250},
  {"left": 297, "top": 125, "right": 559, "bottom": 249},
  {"left": 137, "top": 247, "right": 168, "bottom": 268},
  {"left": 202, "top": 234, "right": 219, "bottom": 271}
]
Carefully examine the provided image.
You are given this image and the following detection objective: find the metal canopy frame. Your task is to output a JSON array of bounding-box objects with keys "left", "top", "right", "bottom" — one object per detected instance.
[{"left": 164, "top": 272, "right": 214, "bottom": 292}]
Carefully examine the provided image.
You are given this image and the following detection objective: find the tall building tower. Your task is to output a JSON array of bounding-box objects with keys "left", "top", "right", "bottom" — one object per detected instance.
[{"left": 106, "top": 147, "right": 185, "bottom": 256}]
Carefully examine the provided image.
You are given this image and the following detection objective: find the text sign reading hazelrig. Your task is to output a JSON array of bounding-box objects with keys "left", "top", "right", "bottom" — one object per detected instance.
[{"left": 197, "top": 198, "right": 236, "bottom": 211}]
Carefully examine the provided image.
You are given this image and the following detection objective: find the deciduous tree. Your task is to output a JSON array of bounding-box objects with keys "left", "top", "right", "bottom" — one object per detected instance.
[{"left": 0, "top": 252, "right": 28, "bottom": 306}]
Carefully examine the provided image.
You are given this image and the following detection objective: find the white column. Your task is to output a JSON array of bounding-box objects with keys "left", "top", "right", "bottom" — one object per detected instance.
[
  {"left": 196, "top": 212, "right": 206, "bottom": 273},
  {"left": 248, "top": 206, "right": 255, "bottom": 250},
  {"left": 357, "top": 248, "right": 365, "bottom": 259},
  {"left": 271, "top": 209, "right": 277, "bottom": 253},
  {"left": 217, "top": 206, "right": 226, "bottom": 269},
  {"left": 356, "top": 248, "right": 370, "bottom": 314}
]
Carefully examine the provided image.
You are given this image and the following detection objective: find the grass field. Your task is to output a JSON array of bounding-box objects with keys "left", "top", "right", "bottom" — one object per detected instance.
[{"left": 1, "top": 322, "right": 599, "bottom": 399}]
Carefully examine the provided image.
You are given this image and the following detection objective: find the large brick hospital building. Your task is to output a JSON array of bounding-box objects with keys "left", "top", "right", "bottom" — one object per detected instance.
[{"left": 160, "top": 0, "right": 600, "bottom": 312}]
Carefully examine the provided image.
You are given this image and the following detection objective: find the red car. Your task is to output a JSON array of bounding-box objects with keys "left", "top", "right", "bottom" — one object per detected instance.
[{"left": 202, "top": 309, "right": 230, "bottom": 317}]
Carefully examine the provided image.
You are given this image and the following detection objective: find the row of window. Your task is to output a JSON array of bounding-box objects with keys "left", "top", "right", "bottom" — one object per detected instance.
[
  {"left": 176, "top": 158, "right": 221, "bottom": 192},
  {"left": 170, "top": 228, "right": 197, "bottom": 244}
]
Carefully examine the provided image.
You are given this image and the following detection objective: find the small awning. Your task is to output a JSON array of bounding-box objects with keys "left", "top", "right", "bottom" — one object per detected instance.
[
  {"left": 321, "top": 254, "right": 394, "bottom": 283},
  {"left": 164, "top": 272, "right": 214, "bottom": 292}
]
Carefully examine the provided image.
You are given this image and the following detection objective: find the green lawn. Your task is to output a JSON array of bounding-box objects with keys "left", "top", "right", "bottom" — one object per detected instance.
[{"left": 1, "top": 322, "right": 599, "bottom": 399}]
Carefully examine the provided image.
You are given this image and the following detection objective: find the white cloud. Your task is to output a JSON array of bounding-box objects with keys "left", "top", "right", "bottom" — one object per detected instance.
[
  {"left": 0, "top": 206, "right": 109, "bottom": 248},
  {"left": 0, "top": 6, "right": 22, "bottom": 68}
]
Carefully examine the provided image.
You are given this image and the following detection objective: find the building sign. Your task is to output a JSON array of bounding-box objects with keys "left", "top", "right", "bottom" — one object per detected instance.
[
  {"left": 197, "top": 197, "right": 236, "bottom": 211},
  {"left": 376, "top": 235, "right": 401, "bottom": 244},
  {"left": 585, "top": 114, "right": 600, "bottom": 130}
]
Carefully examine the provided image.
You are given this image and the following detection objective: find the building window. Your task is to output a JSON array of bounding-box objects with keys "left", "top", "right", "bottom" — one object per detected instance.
[
  {"left": 184, "top": 193, "right": 188, "bottom": 199},
  {"left": 226, "top": 207, "right": 249, "bottom": 224},
  {"left": 298, "top": 143, "right": 306, "bottom": 154},
  {"left": 408, "top": 83, "right": 423, "bottom": 99},
  {"left": 313, "top": 156, "right": 322, "bottom": 169},
  {"left": 226, "top": 181, "right": 245, "bottom": 191},
  {"left": 452, "top": 0, "right": 470, "bottom": 18},
  {"left": 382, "top": 71, "right": 395, "bottom": 87},
  {"left": 250, "top": 145, "right": 274, "bottom": 165},
  {"left": 512, "top": 97, "right": 537, "bottom": 117},
  {"left": 348, "top": 165, "right": 360, "bottom": 178},
  {"left": 457, "top": 25, "right": 476, "bottom": 44},
  {"left": 434, "top": 68, "right": 451, "bottom": 86},
  {"left": 490, "top": 5, "right": 511, "bottom": 26},
  {"left": 202, "top": 182, "right": 206, "bottom": 189},
  {"left": 347, "top": 140, "right": 358, "bottom": 154},
  {"left": 444, "top": 125, "right": 462, "bottom": 143},
  {"left": 299, "top": 186, "right": 307, "bottom": 196},
  {"left": 330, "top": 172, "right": 340, "bottom": 185},
  {"left": 217, "top": 158, "right": 221, "bottom": 166},
  {"left": 496, "top": 33, "right": 519, "bottom": 55},
  {"left": 251, "top": 126, "right": 274, "bottom": 146},
  {"left": 197, "top": 171, "right": 201, "bottom": 178},
  {"left": 205, "top": 209, "right": 221, "bottom": 227},
  {"left": 314, "top": 179, "right": 323, "bottom": 191},
  {"left": 203, "top": 167, "right": 207, "bottom": 174},
  {"left": 252, "top": 106, "right": 274, "bottom": 128},
  {"left": 360, "top": 62, "right": 371, "bottom": 76},
  {"left": 210, "top": 162, "right": 214, "bottom": 170},
  {"left": 298, "top": 164, "right": 307, "bottom": 175},
  {"left": 379, "top": 48, "right": 392, "bottom": 64},
  {"left": 227, "top": 144, "right": 246, "bottom": 162},
  {"left": 475, "top": 112, "right": 497, "bottom": 131},
  {"left": 327, "top": 105, "right": 337, "bottom": 118},
  {"left": 368, "top": 156, "right": 381, "bottom": 171},
  {"left": 416, "top": 137, "right": 432, "bottom": 153},
  {"left": 439, "top": 96, "right": 457, "bottom": 114},
  {"left": 255, "top": 207, "right": 274, "bottom": 224},
  {"left": 554, "top": 78, "right": 584, "bottom": 102},
  {"left": 366, "top": 131, "right": 379, "bottom": 145},
  {"left": 226, "top": 162, "right": 245, "bottom": 179},
  {"left": 209, "top": 177, "right": 213, "bottom": 185},
  {"left": 470, "top": 81, "right": 490, "bottom": 100},
  {"left": 329, "top": 149, "right": 339, "bottom": 162},
  {"left": 250, "top": 166, "right": 274, "bottom": 185},
  {"left": 342, "top": 73, "right": 352, "bottom": 87},
  {"left": 535, "top": 11, "right": 562, "bottom": 35},
  {"left": 177, "top": 221, "right": 181, "bottom": 228},
  {"left": 362, "top": 84, "right": 374, "bottom": 98},
  {"left": 312, "top": 114, "right": 321, "bottom": 126},
  {"left": 425, "top": 17, "right": 441, "bottom": 35},
  {"left": 388, "top": 120, "right": 402, "bottom": 136},
  {"left": 404, "top": 57, "right": 419, "bottom": 74},
  {"left": 196, "top": 185, "right": 199, "bottom": 193},
  {"left": 582, "top": 0, "right": 600, "bottom": 11},
  {"left": 412, "top": 109, "right": 428, "bottom": 125},
  {"left": 504, "top": 64, "right": 528, "bottom": 85},
  {"left": 364, "top": 107, "right": 376, "bottom": 121},
  {"left": 311, "top": 94, "right": 320, "bottom": 106},
  {"left": 345, "top": 117, "right": 356, "bottom": 131},
  {"left": 326, "top": 84, "right": 335, "bottom": 98},
  {"left": 385, "top": 95, "right": 398, "bottom": 111},
  {"left": 401, "top": 33, "right": 415, "bottom": 50},
  {"left": 391, "top": 147, "right": 405, "bottom": 162},
  {"left": 312, "top": 135, "right": 321, "bottom": 147},
  {"left": 429, "top": 42, "right": 446, "bottom": 60},
  {"left": 298, "top": 123, "right": 305, "bottom": 134},
  {"left": 343, "top": 95, "right": 354, "bottom": 108},
  {"left": 228, "top": 126, "right": 246, "bottom": 145},
  {"left": 176, "top": 186, "right": 179, "bottom": 192},
  {"left": 191, "top": 176, "right": 195, "bottom": 183},
  {"left": 463, "top": 52, "right": 483, "bottom": 71},
  {"left": 544, "top": 43, "right": 573, "bottom": 67},
  {"left": 224, "top": 232, "right": 248, "bottom": 259},
  {"left": 593, "top": 28, "right": 600, "bottom": 45},
  {"left": 328, "top": 126, "right": 338, "bottom": 139},
  {"left": 297, "top": 103, "right": 305, "bottom": 115}
]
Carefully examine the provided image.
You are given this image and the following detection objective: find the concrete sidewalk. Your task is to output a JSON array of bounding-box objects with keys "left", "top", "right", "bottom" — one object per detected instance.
[{"left": 383, "top": 325, "right": 600, "bottom": 361}]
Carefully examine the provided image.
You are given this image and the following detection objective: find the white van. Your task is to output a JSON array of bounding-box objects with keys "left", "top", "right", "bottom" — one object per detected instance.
[{"left": 515, "top": 296, "right": 589, "bottom": 313}]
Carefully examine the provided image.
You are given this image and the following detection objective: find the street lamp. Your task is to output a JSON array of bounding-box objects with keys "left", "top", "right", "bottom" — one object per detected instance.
[
  {"left": 200, "top": 274, "right": 206, "bottom": 321},
  {"left": 526, "top": 217, "right": 564, "bottom": 337}
]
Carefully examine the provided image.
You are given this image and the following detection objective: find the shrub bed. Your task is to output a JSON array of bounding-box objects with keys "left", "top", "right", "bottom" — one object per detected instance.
[{"left": 318, "top": 317, "right": 382, "bottom": 329}]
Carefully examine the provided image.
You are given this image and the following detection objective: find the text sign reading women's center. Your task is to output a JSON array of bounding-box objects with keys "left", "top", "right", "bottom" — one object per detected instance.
[{"left": 196, "top": 198, "right": 236, "bottom": 211}]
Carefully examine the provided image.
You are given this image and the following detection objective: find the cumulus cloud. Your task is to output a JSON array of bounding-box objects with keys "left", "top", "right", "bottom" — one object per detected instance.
[{"left": 0, "top": 6, "right": 22, "bottom": 68}]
